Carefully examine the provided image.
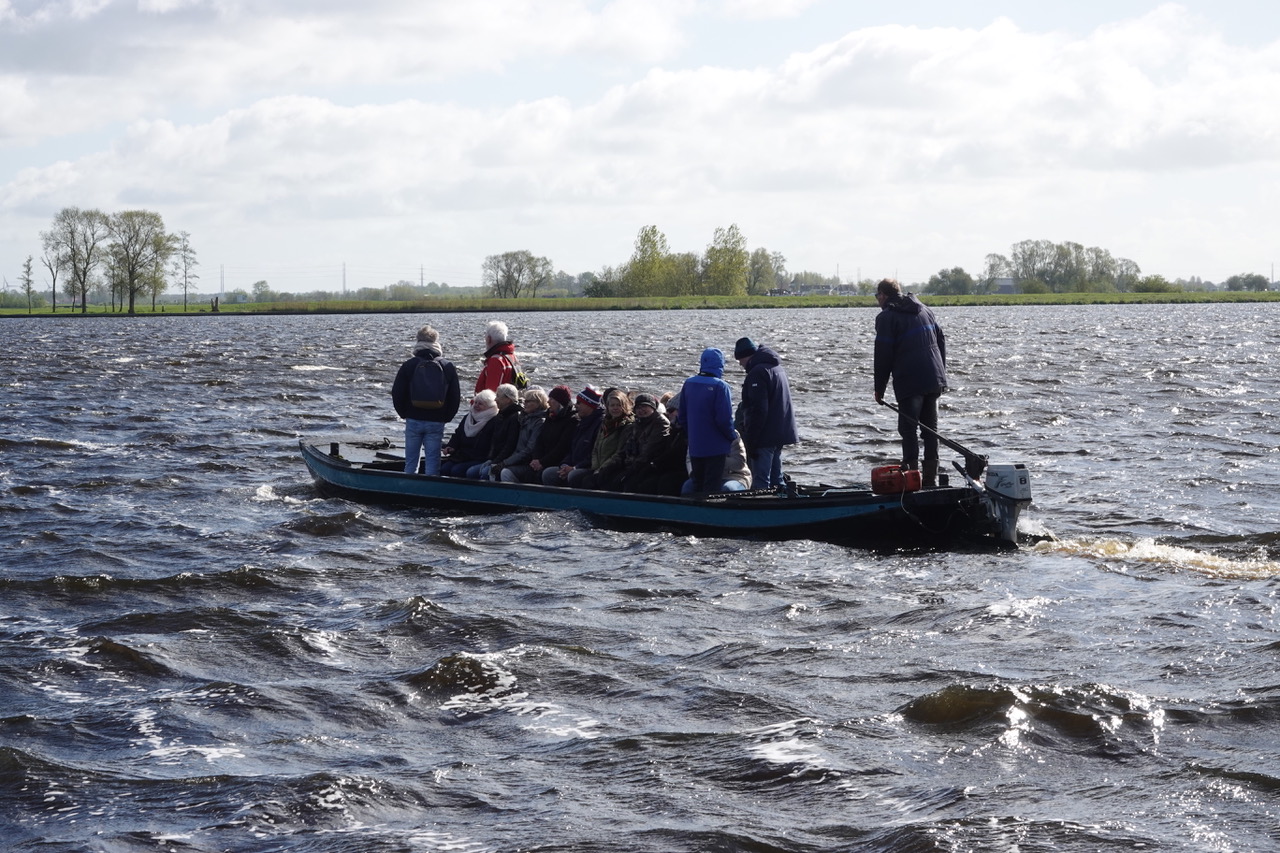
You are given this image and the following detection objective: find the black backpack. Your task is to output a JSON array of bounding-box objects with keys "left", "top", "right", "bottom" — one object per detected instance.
[{"left": 410, "top": 357, "right": 449, "bottom": 409}]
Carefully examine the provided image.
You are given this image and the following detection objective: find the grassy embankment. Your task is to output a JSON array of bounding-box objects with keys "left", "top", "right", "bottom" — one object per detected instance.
[{"left": 4, "top": 290, "right": 1280, "bottom": 317}]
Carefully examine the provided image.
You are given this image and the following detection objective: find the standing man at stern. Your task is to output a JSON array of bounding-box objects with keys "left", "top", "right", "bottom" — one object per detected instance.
[{"left": 873, "top": 278, "right": 948, "bottom": 488}]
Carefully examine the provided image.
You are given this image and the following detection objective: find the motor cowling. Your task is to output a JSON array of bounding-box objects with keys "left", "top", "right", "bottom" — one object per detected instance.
[{"left": 983, "top": 463, "right": 1032, "bottom": 544}]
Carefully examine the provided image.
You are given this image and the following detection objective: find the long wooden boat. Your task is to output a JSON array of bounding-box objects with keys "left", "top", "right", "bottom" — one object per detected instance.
[{"left": 299, "top": 438, "right": 1032, "bottom": 547}]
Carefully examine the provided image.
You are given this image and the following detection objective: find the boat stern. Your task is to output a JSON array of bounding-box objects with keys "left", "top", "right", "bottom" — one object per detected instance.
[{"left": 982, "top": 463, "right": 1032, "bottom": 544}]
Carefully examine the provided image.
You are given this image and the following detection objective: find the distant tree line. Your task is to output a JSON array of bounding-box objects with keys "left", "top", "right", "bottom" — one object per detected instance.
[
  {"left": 231, "top": 278, "right": 486, "bottom": 305},
  {"left": 482, "top": 224, "right": 826, "bottom": 300},
  {"left": 12, "top": 218, "right": 1272, "bottom": 310},
  {"left": 23, "top": 207, "right": 199, "bottom": 314},
  {"left": 922, "top": 239, "right": 1271, "bottom": 296},
  {"left": 485, "top": 232, "right": 1274, "bottom": 301}
]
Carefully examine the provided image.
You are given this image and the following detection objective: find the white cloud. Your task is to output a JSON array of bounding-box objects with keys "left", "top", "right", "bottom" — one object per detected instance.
[
  {"left": 718, "top": 0, "right": 823, "bottom": 20},
  {"left": 2, "top": 3, "right": 1278, "bottom": 289},
  {"left": 0, "top": 1, "right": 694, "bottom": 142}
]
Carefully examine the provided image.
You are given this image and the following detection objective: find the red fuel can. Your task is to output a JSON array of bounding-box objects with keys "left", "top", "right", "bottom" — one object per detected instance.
[{"left": 871, "top": 464, "right": 922, "bottom": 495}]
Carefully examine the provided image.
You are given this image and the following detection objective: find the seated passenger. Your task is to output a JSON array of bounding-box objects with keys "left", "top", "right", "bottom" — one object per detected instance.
[
  {"left": 503, "top": 385, "right": 576, "bottom": 483},
  {"left": 547, "top": 385, "right": 604, "bottom": 486},
  {"left": 630, "top": 391, "right": 689, "bottom": 495},
  {"left": 469, "top": 383, "right": 521, "bottom": 479},
  {"left": 681, "top": 435, "right": 752, "bottom": 495},
  {"left": 591, "top": 392, "right": 670, "bottom": 492},
  {"left": 491, "top": 387, "right": 548, "bottom": 481},
  {"left": 441, "top": 390, "right": 499, "bottom": 477},
  {"left": 578, "top": 388, "right": 634, "bottom": 489}
]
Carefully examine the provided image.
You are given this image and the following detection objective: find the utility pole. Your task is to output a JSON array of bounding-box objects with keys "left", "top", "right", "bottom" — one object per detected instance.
[{"left": 342, "top": 262, "right": 347, "bottom": 295}]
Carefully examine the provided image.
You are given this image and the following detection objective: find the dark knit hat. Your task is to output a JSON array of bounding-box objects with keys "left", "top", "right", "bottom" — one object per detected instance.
[
  {"left": 734, "top": 337, "right": 758, "bottom": 360},
  {"left": 666, "top": 392, "right": 681, "bottom": 413},
  {"left": 633, "top": 393, "right": 658, "bottom": 410},
  {"left": 577, "top": 385, "right": 603, "bottom": 408},
  {"left": 549, "top": 385, "right": 573, "bottom": 409}
]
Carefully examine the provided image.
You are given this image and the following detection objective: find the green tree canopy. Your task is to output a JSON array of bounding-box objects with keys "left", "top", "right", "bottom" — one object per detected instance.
[
  {"left": 1225, "top": 272, "right": 1270, "bottom": 291},
  {"left": 1002, "top": 239, "right": 1140, "bottom": 292},
  {"left": 620, "top": 226, "right": 673, "bottom": 297},
  {"left": 747, "top": 247, "right": 778, "bottom": 295},
  {"left": 925, "top": 267, "right": 976, "bottom": 295},
  {"left": 702, "top": 224, "right": 749, "bottom": 296},
  {"left": 1134, "top": 274, "right": 1181, "bottom": 293}
]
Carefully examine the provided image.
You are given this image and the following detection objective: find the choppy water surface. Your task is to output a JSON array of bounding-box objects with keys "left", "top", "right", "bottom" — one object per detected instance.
[{"left": 2, "top": 305, "right": 1277, "bottom": 852}]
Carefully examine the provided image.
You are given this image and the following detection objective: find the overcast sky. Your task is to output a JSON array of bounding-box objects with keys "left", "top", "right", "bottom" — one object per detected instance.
[{"left": 2, "top": 0, "right": 1277, "bottom": 293}]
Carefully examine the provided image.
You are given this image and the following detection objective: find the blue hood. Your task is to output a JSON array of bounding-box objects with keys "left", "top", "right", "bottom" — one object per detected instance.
[{"left": 699, "top": 347, "right": 726, "bottom": 377}]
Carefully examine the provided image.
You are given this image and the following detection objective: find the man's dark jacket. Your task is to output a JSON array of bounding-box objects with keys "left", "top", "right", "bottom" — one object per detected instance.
[
  {"left": 740, "top": 346, "right": 798, "bottom": 452},
  {"left": 874, "top": 293, "right": 947, "bottom": 400}
]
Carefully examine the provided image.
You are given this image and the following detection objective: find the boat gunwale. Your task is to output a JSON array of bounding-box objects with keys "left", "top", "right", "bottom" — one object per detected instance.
[{"left": 298, "top": 438, "right": 998, "bottom": 543}]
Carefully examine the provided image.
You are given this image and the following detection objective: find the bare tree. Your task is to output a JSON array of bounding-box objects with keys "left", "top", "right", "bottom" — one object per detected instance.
[
  {"left": 107, "top": 210, "right": 174, "bottom": 314},
  {"left": 148, "top": 251, "right": 168, "bottom": 311},
  {"left": 40, "top": 249, "right": 65, "bottom": 312},
  {"left": 482, "top": 250, "right": 553, "bottom": 298},
  {"left": 19, "top": 255, "right": 38, "bottom": 312},
  {"left": 170, "top": 231, "right": 199, "bottom": 311},
  {"left": 42, "top": 207, "right": 111, "bottom": 313}
]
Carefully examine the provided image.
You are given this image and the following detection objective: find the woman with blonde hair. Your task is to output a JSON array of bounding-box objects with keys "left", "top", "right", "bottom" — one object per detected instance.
[{"left": 491, "top": 387, "right": 549, "bottom": 481}]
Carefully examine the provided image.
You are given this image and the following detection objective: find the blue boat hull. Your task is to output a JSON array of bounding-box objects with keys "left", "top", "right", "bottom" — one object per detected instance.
[{"left": 300, "top": 439, "right": 1012, "bottom": 546}]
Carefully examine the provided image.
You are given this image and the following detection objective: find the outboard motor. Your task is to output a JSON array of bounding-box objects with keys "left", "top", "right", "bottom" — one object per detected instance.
[{"left": 983, "top": 463, "right": 1032, "bottom": 544}]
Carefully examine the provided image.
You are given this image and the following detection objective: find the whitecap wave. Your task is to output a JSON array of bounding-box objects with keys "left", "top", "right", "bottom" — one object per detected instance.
[{"left": 1031, "top": 536, "right": 1279, "bottom": 579}]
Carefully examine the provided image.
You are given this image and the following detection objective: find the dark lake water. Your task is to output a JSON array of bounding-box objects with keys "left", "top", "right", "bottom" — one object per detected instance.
[{"left": 2, "top": 304, "right": 1277, "bottom": 852}]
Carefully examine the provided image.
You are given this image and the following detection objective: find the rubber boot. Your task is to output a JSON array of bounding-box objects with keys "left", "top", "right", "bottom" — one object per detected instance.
[{"left": 921, "top": 459, "right": 939, "bottom": 489}]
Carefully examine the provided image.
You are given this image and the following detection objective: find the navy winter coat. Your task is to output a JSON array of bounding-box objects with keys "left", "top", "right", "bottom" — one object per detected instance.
[
  {"left": 565, "top": 406, "right": 604, "bottom": 469},
  {"left": 873, "top": 293, "right": 947, "bottom": 400},
  {"left": 739, "top": 346, "right": 798, "bottom": 452},
  {"left": 530, "top": 406, "right": 577, "bottom": 468}
]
